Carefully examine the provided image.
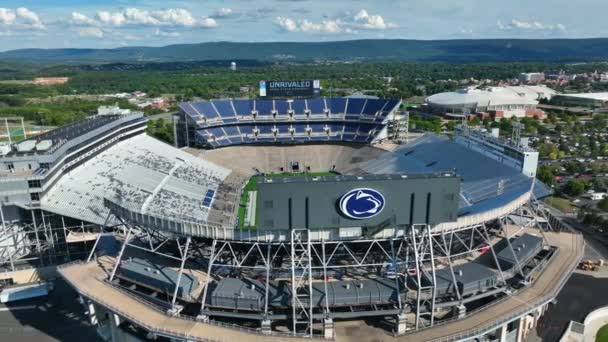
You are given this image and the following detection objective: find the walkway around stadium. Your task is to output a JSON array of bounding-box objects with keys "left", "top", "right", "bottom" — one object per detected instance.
[{"left": 58, "top": 225, "right": 583, "bottom": 342}]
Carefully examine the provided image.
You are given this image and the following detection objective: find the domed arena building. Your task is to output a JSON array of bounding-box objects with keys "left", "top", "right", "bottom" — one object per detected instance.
[{"left": 425, "top": 86, "right": 556, "bottom": 120}]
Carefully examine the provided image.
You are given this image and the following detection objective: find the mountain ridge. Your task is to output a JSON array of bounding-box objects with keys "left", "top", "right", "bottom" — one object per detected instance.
[{"left": 2, "top": 38, "right": 608, "bottom": 63}]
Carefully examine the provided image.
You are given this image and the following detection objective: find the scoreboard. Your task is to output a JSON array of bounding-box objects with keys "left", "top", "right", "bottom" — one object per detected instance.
[{"left": 259, "top": 80, "right": 320, "bottom": 98}]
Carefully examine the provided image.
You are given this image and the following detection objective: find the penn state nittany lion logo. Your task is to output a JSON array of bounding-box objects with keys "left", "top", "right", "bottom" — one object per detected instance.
[{"left": 339, "top": 188, "right": 385, "bottom": 219}]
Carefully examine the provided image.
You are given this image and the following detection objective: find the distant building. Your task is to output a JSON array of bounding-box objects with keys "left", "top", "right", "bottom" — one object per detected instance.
[
  {"left": 551, "top": 93, "right": 608, "bottom": 108},
  {"left": 97, "top": 105, "right": 132, "bottom": 116},
  {"left": 587, "top": 192, "right": 607, "bottom": 201},
  {"left": 519, "top": 73, "right": 545, "bottom": 84},
  {"left": 425, "top": 85, "right": 556, "bottom": 120},
  {"left": 32, "top": 77, "right": 69, "bottom": 85}
]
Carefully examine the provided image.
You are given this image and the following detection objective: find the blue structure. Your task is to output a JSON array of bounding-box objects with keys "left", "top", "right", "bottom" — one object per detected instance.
[{"left": 180, "top": 98, "right": 401, "bottom": 147}]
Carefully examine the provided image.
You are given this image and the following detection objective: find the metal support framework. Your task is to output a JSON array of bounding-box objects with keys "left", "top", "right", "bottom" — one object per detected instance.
[
  {"left": 199, "top": 239, "right": 217, "bottom": 317},
  {"left": 291, "top": 229, "right": 314, "bottom": 336},
  {"left": 0, "top": 209, "right": 106, "bottom": 272},
  {"left": 109, "top": 226, "right": 132, "bottom": 282},
  {"left": 171, "top": 236, "right": 191, "bottom": 310},
  {"left": 410, "top": 224, "right": 436, "bottom": 330}
]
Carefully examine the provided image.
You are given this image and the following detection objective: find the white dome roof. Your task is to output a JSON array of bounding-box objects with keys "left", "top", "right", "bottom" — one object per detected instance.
[{"left": 426, "top": 86, "right": 555, "bottom": 108}]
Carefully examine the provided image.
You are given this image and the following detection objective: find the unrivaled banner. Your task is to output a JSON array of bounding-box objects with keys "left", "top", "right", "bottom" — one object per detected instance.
[{"left": 259, "top": 80, "right": 320, "bottom": 98}]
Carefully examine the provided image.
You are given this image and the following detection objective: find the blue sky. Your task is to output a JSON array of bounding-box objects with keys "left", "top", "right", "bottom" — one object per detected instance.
[{"left": 0, "top": 0, "right": 606, "bottom": 51}]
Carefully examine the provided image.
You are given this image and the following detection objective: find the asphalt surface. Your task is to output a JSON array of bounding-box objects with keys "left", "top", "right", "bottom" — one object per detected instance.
[
  {"left": 0, "top": 279, "right": 102, "bottom": 342},
  {"left": 528, "top": 204, "right": 608, "bottom": 342}
]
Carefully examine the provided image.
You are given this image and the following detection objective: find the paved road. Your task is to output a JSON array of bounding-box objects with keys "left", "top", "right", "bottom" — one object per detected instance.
[
  {"left": 529, "top": 204, "right": 608, "bottom": 342},
  {"left": 0, "top": 279, "right": 102, "bottom": 342}
]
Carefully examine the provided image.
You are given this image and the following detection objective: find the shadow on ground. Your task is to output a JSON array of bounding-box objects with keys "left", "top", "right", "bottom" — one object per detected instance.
[
  {"left": 0, "top": 278, "right": 102, "bottom": 342},
  {"left": 534, "top": 272, "right": 608, "bottom": 341}
]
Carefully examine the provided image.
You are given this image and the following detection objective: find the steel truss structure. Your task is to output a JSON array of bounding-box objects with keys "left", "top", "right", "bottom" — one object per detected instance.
[
  {"left": 0, "top": 190, "right": 550, "bottom": 339},
  {"left": 0, "top": 207, "right": 106, "bottom": 272}
]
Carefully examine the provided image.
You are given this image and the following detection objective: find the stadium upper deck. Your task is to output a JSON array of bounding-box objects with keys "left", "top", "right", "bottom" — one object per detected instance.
[{"left": 180, "top": 98, "right": 401, "bottom": 147}]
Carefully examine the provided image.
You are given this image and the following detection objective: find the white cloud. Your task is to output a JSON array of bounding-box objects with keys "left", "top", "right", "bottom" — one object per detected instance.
[
  {"left": 155, "top": 28, "right": 181, "bottom": 37},
  {"left": 16, "top": 7, "right": 45, "bottom": 29},
  {"left": 213, "top": 8, "right": 233, "bottom": 18},
  {"left": 275, "top": 9, "right": 393, "bottom": 34},
  {"left": 70, "top": 8, "right": 217, "bottom": 29},
  {"left": 0, "top": 7, "right": 45, "bottom": 30},
  {"left": 199, "top": 17, "right": 217, "bottom": 28},
  {"left": 0, "top": 8, "right": 17, "bottom": 25},
  {"left": 497, "top": 19, "right": 566, "bottom": 32},
  {"left": 76, "top": 27, "right": 103, "bottom": 38},
  {"left": 70, "top": 12, "right": 98, "bottom": 26},
  {"left": 352, "top": 9, "right": 394, "bottom": 30},
  {"left": 275, "top": 16, "right": 354, "bottom": 34},
  {"left": 275, "top": 17, "right": 298, "bottom": 32}
]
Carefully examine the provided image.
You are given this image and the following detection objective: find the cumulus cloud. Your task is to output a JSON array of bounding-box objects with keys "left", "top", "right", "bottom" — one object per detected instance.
[
  {"left": 155, "top": 28, "right": 181, "bottom": 37},
  {"left": 275, "top": 16, "right": 353, "bottom": 34},
  {"left": 352, "top": 9, "right": 394, "bottom": 30},
  {"left": 70, "top": 8, "right": 217, "bottom": 29},
  {"left": 497, "top": 19, "right": 566, "bottom": 32},
  {"left": 275, "top": 9, "right": 393, "bottom": 34},
  {"left": 213, "top": 8, "right": 233, "bottom": 18},
  {"left": 76, "top": 27, "right": 104, "bottom": 38},
  {"left": 70, "top": 12, "right": 98, "bottom": 26},
  {"left": 0, "top": 7, "right": 45, "bottom": 30}
]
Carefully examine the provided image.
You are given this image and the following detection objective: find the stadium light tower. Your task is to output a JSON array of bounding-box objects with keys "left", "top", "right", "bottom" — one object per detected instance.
[{"left": 512, "top": 121, "right": 525, "bottom": 146}]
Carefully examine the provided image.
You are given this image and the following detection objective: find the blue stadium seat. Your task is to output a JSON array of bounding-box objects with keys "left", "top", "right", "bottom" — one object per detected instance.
[
  {"left": 239, "top": 125, "right": 254, "bottom": 134},
  {"left": 292, "top": 124, "right": 304, "bottom": 133},
  {"left": 193, "top": 102, "right": 220, "bottom": 119},
  {"left": 255, "top": 99, "right": 274, "bottom": 116},
  {"left": 223, "top": 126, "right": 240, "bottom": 137},
  {"left": 328, "top": 98, "right": 347, "bottom": 114},
  {"left": 188, "top": 98, "right": 398, "bottom": 147},
  {"left": 276, "top": 136, "right": 293, "bottom": 143},
  {"left": 346, "top": 98, "right": 366, "bottom": 114},
  {"left": 208, "top": 128, "right": 226, "bottom": 138},
  {"left": 213, "top": 100, "right": 237, "bottom": 118},
  {"left": 329, "top": 124, "right": 343, "bottom": 132},
  {"left": 310, "top": 124, "right": 326, "bottom": 133},
  {"left": 342, "top": 133, "right": 356, "bottom": 141},
  {"left": 383, "top": 99, "right": 401, "bottom": 112},
  {"left": 307, "top": 99, "right": 326, "bottom": 114},
  {"left": 344, "top": 124, "right": 358, "bottom": 133},
  {"left": 292, "top": 99, "right": 307, "bottom": 114},
  {"left": 275, "top": 100, "right": 290, "bottom": 115},
  {"left": 362, "top": 99, "right": 386, "bottom": 115},
  {"left": 179, "top": 103, "right": 201, "bottom": 120},
  {"left": 276, "top": 123, "right": 291, "bottom": 132},
  {"left": 258, "top": 125, "right": 273, "bottom": 134},
  {"left": 233, "top": 100, "right": 254, "bottom": 116}
]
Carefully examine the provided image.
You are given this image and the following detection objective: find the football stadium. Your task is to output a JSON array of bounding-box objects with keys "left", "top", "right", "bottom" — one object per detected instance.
[{"left": 0, "top": 92, "right": 583, "bottom": 341}]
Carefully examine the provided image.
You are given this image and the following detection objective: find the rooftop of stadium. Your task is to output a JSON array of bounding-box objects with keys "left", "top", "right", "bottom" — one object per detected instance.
[{"left": 425, "top": 85, "right": 557, "bottom": 107}]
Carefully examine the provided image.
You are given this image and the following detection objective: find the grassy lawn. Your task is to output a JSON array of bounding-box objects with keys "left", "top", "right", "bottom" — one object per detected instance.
[
  {"left": 596, "top": 324, "right": 608, "bottom": 342},
  {"left": 544, "top": 196, "right": 576, "bottom": 214},
  {"left": 237, "top": 171, "right": 338, "bottom": 229}
]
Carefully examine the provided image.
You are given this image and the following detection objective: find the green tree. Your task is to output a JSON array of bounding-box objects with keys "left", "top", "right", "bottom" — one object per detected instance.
[
  {"left": 563, "top": 179, "right": 586, "bottom": 197},
  {"left": 598, "top": 197, "right": 608, "bottom": 212},
  {"left": 537, "top": 165, "right": 556, "bottom": 186}
]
